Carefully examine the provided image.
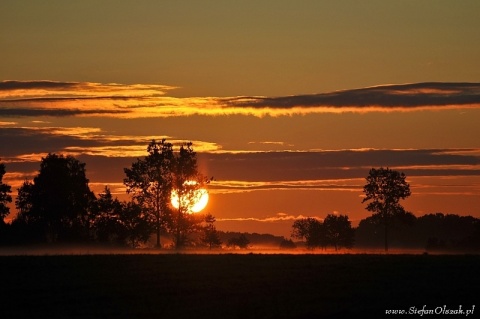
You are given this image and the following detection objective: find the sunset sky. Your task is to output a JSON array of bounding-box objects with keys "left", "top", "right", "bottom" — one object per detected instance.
[{"left": 1, "top": 1, "right": 479, "bottom": 236}]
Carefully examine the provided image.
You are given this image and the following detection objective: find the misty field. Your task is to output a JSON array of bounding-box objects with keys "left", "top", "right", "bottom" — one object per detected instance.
[{"left": 1, "top": 253, "right": 478, "bottom": 318}]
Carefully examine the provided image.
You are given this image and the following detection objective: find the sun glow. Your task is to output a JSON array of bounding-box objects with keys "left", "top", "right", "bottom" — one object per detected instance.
[{"left": 170, "top": 181, "right": 209, "bottom": 213}]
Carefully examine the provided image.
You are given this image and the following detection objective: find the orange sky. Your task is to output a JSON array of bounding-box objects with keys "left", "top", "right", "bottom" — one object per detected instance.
[{"left": 1, "top": 1, "right": 480, "bottom": 237}]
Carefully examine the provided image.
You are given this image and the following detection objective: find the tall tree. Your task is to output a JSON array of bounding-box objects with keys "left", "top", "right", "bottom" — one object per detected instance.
[
  {"left": 362, "top": 167, "right": 411, "bottom": 252},
  {"left": 323, "top": 214, "right": 355, "bottom": 251},
  {"left": 169, "top": 142, "right": 210, "bottom": 248},
  {"left": 124, "top": 139, "right": 174, "bottom": 248},
  {"left": 15, "top": 154, "right": 95, "bottom": 242},
  {"left": 0, "top": 163, "right": 12, "bottom": 224}
]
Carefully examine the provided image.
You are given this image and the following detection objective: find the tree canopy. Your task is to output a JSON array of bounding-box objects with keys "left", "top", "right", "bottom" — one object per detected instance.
[
  {"left": 90, "top": 186, "right": 151, "bottom": 247},
  {"left": 362, "top": 167, "right": 411, "bottom": 251},
  {"left": 291, "top": 214, "right": 354, "bottom": 250},
  {"left": 15, "top": 154, "right": 95, "bottom": 242},
  {"left": 292, "top": 217, "right": 325, "bottom": 249},
  {"left": 124, "top": 140, "right": 211, "bottom": 249},
  {"left": 323, "top": 214, "right": 355, "bottom": 251},
  {"left": 124, "top": 139, "right": 174, "bottom": 247}
]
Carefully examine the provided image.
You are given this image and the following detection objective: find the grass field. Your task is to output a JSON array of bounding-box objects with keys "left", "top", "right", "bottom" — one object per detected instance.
[{"left": 0, "top": 253, "right": 478, "bottom": 318}]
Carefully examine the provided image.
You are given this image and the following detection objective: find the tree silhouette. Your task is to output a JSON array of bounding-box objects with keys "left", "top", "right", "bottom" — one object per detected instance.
[
  {"left": 169, "top": 142, "right": 210, "bottom": 249},
  {"left": 227, "top": 233, "right": 250, "bottom": 249},
  {"left": 292, "top": 215, "right": 354, "bottom": 250},
  {"left": 362, "top": 167, "right": 411, "bottom": 252},
  {"left": 124, "top": 139, "right": 174, "bottom": 248},
  {"left": 91, "top": 187, "right": 152, "bottom": 247},
  {"left": 0, "top": 163, "right": 12, "bottom": 224},
  {"left": 323, "top": 214, "right": 355, "bottom": 251},
  {"left": 124, "top": 140, "right": 210, "bottom": 249},
  {"left": 90, "top": 186, "right": 125, "bottom": 244},
  {"left": 15, "top": 154, "right": 95, "bottom": 242},
  {"left": 201, "top": 214, "right": 222, "bottom": 249},
  {"left": 119, "top": 201, "right": 152, "bottom": 248},
  {"left": 291, "top": 217, "right": 326, "bottom": 249}
]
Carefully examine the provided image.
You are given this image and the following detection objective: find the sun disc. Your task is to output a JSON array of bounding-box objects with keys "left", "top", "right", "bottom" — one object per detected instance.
[
  {"left": 170, "top": 187, "right": 209, "bottom": 213},
  {"left": 191, "top": 189, "right": 209, "bottom": 213}
]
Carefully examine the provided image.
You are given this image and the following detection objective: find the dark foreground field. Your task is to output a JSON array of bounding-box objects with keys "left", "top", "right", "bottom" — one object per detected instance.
[{"left": 0, "top": 253, "right": 478, "bottom": 318}]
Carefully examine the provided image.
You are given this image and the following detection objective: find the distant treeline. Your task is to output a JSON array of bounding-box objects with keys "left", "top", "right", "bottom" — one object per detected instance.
[
  {"left": 163, "top": 213, "right": 480, "bottom": 252},
  {"left": 260, "top": 213, "right": 480, "bottom": 252},
  {"left": 224, "top": 212, "right": 480, "bottom": 252},
  {"left": 355, "top": 212, "right": 480, "bottom": 251},
  {"left": 280, "top": 212, "right": 480, "bottom": 252}
]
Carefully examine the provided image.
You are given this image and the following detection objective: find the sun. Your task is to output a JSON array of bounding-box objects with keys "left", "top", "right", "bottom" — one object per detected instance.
[{"left": 170, "top": 183, "right": 209, "bottom": 213}]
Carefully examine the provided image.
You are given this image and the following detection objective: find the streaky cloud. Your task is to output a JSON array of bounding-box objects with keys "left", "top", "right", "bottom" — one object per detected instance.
[
  {"left": 1, "top": 81, "right": 479, "bottom": 118},
  {"left": 0, "top": 121, "right": 17, "bottom": 126},
  {"left": 0, "top": 80, "right": 176, "bottom": 97},
  {"left": 222, "top": 82, "right": 480, "bottom": 109},
  {"left": 0, "top": 126, "right": 220, "bottom": 159},
  {"left": 216, "top": 213, "right": 318, "bottom": 223},
  {"left": 209, "top": 179, "right": 362, "bottom": 194},
  {"left": 0, "top": 107, "right": 130, "bottom": 117}
]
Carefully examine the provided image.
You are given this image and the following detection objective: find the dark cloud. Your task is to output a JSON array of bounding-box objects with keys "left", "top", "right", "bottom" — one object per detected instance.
[
  {"left": 3, "top": 128, "right": 478, "bottom": 182},
  {"left": 0, "top": 80, "right": 78, "bottom": 91},
  {"left": 222, "top": 82, "right": 480, "bottom": 109},
  {"left": 1, "top": 96, "right": 138, "bottom": 103},
  {"left": 0, "top": 80, "right": 174, "bottom": 94},
  {"left": 0, "top": 127, "right": 101, "bottom": 157},
  {"left": 0, "top": 107, "right": 130, "bottom": 117},
  {"left": 198, "top": 149, "right": 480, "bottom": 181}
]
